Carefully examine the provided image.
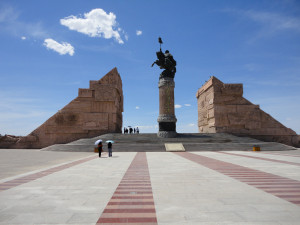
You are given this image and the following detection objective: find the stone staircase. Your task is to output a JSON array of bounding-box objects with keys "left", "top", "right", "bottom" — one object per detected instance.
[{"left": 41, "top": 133, "right": 296, "bottom": 152}]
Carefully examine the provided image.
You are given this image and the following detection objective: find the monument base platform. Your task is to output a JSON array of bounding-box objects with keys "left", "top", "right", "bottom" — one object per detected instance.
[{"left": 41, "top": 133, "right": 296, "bottom": 152}]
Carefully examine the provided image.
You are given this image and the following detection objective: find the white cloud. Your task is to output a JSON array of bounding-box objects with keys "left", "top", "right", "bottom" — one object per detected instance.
[
  {"left": 21, "top": 36, "right": 26, "bottom": 40},
  {"left": 184, "top": 104, "right": 191, "bottom": 107},
  {"left": 136, "top": 30, "right": 142, "bottom": 36},
  {"left": 60, "top": 8, "right": 124, "bottom": 44},
  {"left": 188, "top": 123, "right": 195, "bottom": 127},
  {"left": 175, "top": 104, "right": 182, "bottom": 108},
  {"left": 43, "top": 38, "right": 74, "bottom": 56},
  {"left": 135, "top": 106, "right": 140, "bottom": 109}
]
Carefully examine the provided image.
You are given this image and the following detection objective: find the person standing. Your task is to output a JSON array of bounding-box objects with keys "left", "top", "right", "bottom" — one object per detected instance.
[
  {"left": 98, "top": 142, "right": 103, "bottom": 158},
  {"left": 136, "top": 127, "right": 139, "bottom": 134},
  {"left": 108, "top": 141, "right": 112, "bottom": 157}
]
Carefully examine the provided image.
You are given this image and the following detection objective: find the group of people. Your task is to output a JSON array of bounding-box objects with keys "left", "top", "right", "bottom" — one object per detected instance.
[
  {"left": 97, "top": 141, "right": 112, "bottom": 158},
  {"left": 123, "top": 127, "right": 139, "bottom": 134}
]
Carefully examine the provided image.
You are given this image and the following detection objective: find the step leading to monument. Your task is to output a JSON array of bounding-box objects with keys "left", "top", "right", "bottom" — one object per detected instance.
[{"left": 41, "top": 133, "right": 296, "bottom": 152}]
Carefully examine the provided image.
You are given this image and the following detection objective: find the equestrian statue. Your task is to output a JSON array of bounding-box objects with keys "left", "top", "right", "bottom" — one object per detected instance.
[{"left": 151, "top": 37, "right": 177, "bottom": 79}]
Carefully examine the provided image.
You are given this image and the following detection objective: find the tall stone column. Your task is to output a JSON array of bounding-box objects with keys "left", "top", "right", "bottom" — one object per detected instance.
[{"left": 157, "top": 77, "right": 177, "bottom": 138}]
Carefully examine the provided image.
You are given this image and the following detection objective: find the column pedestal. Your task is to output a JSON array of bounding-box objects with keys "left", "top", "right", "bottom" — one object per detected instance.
[{"left": 157, "top": 78, "right": 177, "bottom": 138}]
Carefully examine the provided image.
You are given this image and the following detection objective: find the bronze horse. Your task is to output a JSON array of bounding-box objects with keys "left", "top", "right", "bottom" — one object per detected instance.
[{"left": 152, "top": 50, "right": 176, "bottom": 79}]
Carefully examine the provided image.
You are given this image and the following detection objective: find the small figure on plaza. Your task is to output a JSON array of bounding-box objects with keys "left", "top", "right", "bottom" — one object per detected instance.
[{"left": 152, "top": 37, "right": 177, "bottom": 79}]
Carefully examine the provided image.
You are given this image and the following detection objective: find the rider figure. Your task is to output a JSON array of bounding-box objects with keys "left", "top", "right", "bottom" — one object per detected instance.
[
  {"left": 152, "top": 49, "right": 177, "bottom": 79},
  {"left": 164, "top": 50, "right": 176, "bottom": 71}
]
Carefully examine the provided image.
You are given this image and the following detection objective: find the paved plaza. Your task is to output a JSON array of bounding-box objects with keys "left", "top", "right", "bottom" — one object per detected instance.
[{"left": 1, "top": 148, "right": 300, "bottom": 224}]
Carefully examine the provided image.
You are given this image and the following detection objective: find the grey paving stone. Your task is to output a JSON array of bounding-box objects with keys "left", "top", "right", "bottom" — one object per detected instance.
[
  {"left": 0, "top": 149, "right": 92, "bottom": 180},
  {"left": 0, "top": 149, "right": 300, "bottom": 224},
  {"left": 147, "top": 152, "right": 300, "bottom": 224},
  {"left": 4, "top": 212, "right": 74, "bottom": 224},
  {"left": 0, "top": 213, "right": 16, "bottom": 223},
  {"left": 66, "top": 213, "right": 100, "bottom": 224},
  {"left": 195, "top": 151, "right": 300, "bottom": 181}
]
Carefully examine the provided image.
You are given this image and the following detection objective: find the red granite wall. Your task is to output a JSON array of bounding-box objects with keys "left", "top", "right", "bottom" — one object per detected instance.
[
  {"left": 196, "top": 76, "right": 300, "bottom": 147},
  {"left": 0, "top": 68, "right": 123, "bottom": 149}
]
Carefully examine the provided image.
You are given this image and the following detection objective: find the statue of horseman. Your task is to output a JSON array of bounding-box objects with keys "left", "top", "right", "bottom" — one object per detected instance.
[{"left": 152, "top": 37, "right": 177, "bottom": 79}]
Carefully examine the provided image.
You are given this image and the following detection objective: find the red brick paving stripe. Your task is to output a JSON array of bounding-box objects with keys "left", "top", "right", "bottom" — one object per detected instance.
[
  {"left": 237, "top": 178, "right": 289, "bottom": 180},
  {"left": 112, "top": 196, "right": 153, "bottom": 199},
  {"left": 262, "top": 187, "right": 300, "bottom": 190},
  {"left": 103, "top": 209, "right": 156, "bottom": 213},
  {"left": 254, "top": 186, "right": 300, "bottom": 189},
  {"left": 0, "top": 155, "right": 97, "bottom": 192},
  {"left": 264, "top": 189, "right": 300, "bottom": 192},
  {"left": 116, "top": 187, "right": 152, "bottom": 189},
  {"left": 175, "top": 152, "right": 300, "bottom": 206},
  {"left": 291, "top": 201, "right": 300, "bottom": 204},
  {"left": 276, "top": 194, "right": 300, "bottom": 198},
  {"left": 243, "top": 181, "right": 298, "bottom": 184},
  {"left": 219, "top": 152, "right": 300, "bottom": 166},
  {"left": 97, "top": 218, "right": 157, "bottom": 223},
  {"left": 120, "top": 178, "right": 149, "bottom": 180},
  {"left": 119, "top": 185, "right": 151, "bottom": 187},
  {"left": 122, "top": 179, "right": 150, "bottom": 181},
  {"left": 121, "top": 180, "right": 150, "bottom": 182},
  {"left": 120, "top": 183, "right": 151, "bottom": 185},
  {"left": 260, "top": 152, "right": 300, "bottom": 158},
  {"left": 118, "top": 187, "right": 152, "bottom": 189},
  {"left": 108, "top": 202, "right": 155, "bottom": 205},
  {"left": 115, "top": 192, "right": 152, "bottom": 194},
  {"left": 117, "top": 186, "right": 152, "bottom": 188},
  {"left": 121, "top": 180, "right": 151, "bottom": 182},
  {"left": 96, "top": 152, "right": 157, "bottom": 224}
]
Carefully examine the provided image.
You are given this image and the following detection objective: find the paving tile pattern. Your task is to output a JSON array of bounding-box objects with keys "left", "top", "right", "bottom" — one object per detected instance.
[
  {"left": 261, "top": 152, "right": 300, "bottom": 158},
  {"left": 220, "top": 151, "right": 300, "bottom": 166},
  {"left": 0, "top": 155, "right": 97, "bottom": 191},
  {"left": 96, "top": 152, "right": 158, "bottom": 224},
  {"left": 175, "top": 152, "right": 300, "bottom": 206}
]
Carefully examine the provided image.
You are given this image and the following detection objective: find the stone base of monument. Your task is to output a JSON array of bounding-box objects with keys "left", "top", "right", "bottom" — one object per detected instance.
[
  {"left": 41, "top": 133, "right": 297, "bottom": 152},
  {"left": 157, "top": 78, "right": 177, "bottom": 138},
  {"left": 157, "top": 115, "right": 177, "bottom": 138},
  {"left": 157, "top": 131, "right": 177, "bottom": 138}
]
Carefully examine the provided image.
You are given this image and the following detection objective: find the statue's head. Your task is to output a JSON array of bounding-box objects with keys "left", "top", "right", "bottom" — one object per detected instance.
[{"left": 165, "top": 50, "right": 169, "bottom": 53}]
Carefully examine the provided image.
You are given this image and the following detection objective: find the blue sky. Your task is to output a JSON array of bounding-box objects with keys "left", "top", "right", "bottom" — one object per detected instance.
[{"left": 0, "top": 0, "right": 300, "bottom": 136}]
